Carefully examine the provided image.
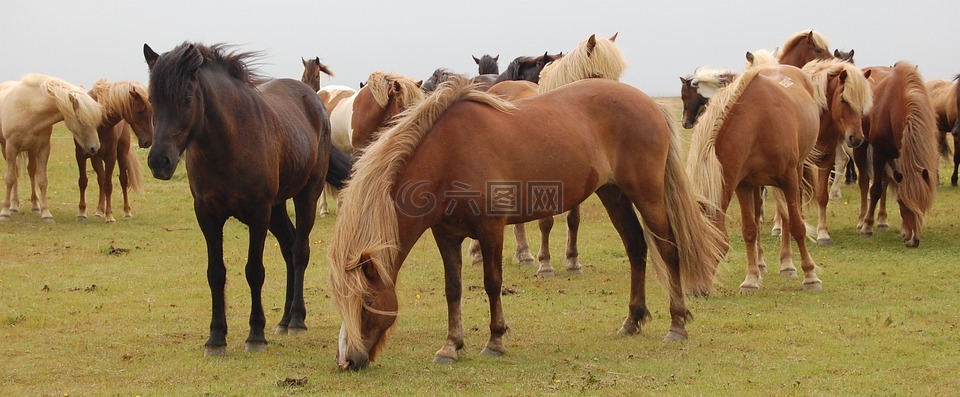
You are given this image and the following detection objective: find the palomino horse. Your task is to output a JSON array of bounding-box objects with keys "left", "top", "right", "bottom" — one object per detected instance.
[
  {"left": 504, "top": 32, "right": 626, "bottom": 277},
  {"left": 493, "top": 52, "right": 563, "bottom": 84},
  {"left": 473, "top": 54, "right": 499, "bottom": 75},
  {"left": 687, "top": 61, "right": 824, "bottom": 292},
  {"left": 856, "top": 62, "right": 938, "bottom": 247},
  {"left": 76, "top": 79, "right": 154, "bottom": 223},
  {"left": 801, "top": 59, "right": 873, "bottom": 246},
  {"left": 679, "top": 67, "right": 737, "bottom": 129},
  {"left": 777, "top": 30, "right": 834, "bottom": 68},
  {"left": 926, "top": 77, "right": 960, "bottom": 185},
  {"left": 329, "top": 77, "right": 726, "bottom": 370},
  {"left": 143, "top": 42, "right": 350, "bottom": 355},
  {"left": 0, "top": 74, "right": 101, "bottom": 223}
]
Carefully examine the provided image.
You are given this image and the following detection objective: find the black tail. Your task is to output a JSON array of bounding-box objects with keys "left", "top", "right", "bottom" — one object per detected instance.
[{"left": 325, "top": 145, "right": 353, "bottom": 189}]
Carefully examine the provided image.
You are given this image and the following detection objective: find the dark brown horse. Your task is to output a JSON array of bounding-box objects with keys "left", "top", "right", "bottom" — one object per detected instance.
[
  {"left": 679, "top": 68, "right": 737, "bottom": 129},
  {"left": 687, "top": 61, "right": 823, "bottom": 292},
  {"left": 329, "top": 78, "right": 726, "bottom": 370},
  {"left": 143, "top": 42, "right": 349, "bottom": 356},
  {"left": 856, "top": 62, "right": 938, "bottom": 247},
  {"left": 76, "top": 79, "right": 153, "bottom": 223},
  {"left": 473, "top": 54, "right": 499, "bottom": 75},
  {"left": 492, "top": 52, "right": 563, "bottom": 84}
]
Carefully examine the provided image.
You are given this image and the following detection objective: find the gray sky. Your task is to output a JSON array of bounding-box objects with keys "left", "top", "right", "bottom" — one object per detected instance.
[{"left": 2, "top": 0, "right": 957, "bottom": 97}]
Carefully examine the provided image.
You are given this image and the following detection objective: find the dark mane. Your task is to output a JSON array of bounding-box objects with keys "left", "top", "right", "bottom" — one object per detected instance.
[
  {"left": 501, "top": 56, "right": 536, "bottom": 81},
  {"left": 152, "top": 42, "right": 267, "bottom": 88},
  {"left": 954, "top": 73, "right": 960, "bottom": 83}
]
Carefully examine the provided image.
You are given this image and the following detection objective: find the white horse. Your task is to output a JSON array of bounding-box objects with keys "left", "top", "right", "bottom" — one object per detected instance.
[
  {"left": 0, "top": 74, "right": 102, "bottom": 222},
  {"left": 316, "top": 85, "right": 359, "bottom": 216}
]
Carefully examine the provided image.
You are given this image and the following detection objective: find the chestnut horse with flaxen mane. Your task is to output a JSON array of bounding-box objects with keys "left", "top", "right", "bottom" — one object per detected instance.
[{"left": 329, "top": 77, "right": 726, "bottom": 370}]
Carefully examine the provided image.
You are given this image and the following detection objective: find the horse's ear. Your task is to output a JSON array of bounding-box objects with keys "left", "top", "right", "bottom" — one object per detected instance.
[
  {"left": 182, "top": 44, "right": 203, "bottom": 73},
  {"left": 849, "top": 49, "right": 855, "bottom": 58},
  {"left": 302, "top": 56, "right": 308, "bottom": 67},
  {"left": 494, "top": 54, "right": 499, "bottom": 62},
  {"left": 586, "top": 34, "right": 597, "bottom": 56},
  {"left": 839, "top": 69, "right": 849, "bottom": 83},
  {"left": 745, "top": 51, "right": 755, "bottom": 64},
  {"left": 68, "top": 93, "right": 81, "bottom": 113},
  {"left": 864, "top": 69, "right": 872, "bottom": 79},
  {"left": 144, "top": 44, "right": 160, "bottom": 70},
  {"left": 415, "top": 80, "right": 423, "bottom": 88},
  {"left": 807, "top": 30, "right": 815, "bottom": 40},
  {"left": 129, "top": 88, "right": 146, "bottom": 110},
  {"left": 893, "top": 170, "right": 904, "bottom": 183},
  {"left": 392, "top": 81, "right": 402, "bottom": 93},
  {"left": 921, "top": 168, "right": 931, "bottom": 182},
  {"left": 358, "top": 254, "right": 380, "bottom": 283},
  {"left": 359, "top": 82, "right": 365, "bottom": 89},
  {"left": 609, "top": 32, "right": 619, "bottom": 42},
  {"left": 473, "top": 55, "right": 480, "bottom": 65},
  {"left": 314, "top": 56, "right": 320, "bottom": 65}
]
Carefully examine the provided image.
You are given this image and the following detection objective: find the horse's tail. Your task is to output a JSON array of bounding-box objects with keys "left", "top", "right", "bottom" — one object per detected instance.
[
  {"left": 124, "top": 143, "right": 145, "bottom": 194},
  {"left": 325, "top": 145, "right": 353, "bottom": 189},
  {"left": 652, "top": 103, "right": 728, "bottom": 297}
]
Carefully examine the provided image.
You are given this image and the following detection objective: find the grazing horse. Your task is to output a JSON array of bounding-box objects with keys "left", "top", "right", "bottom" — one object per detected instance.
[
  {"left": 493, "top": 52, "right": 563, "bottom": 84},
  {"left": 777, "top": 30, "right": 834, "bottom": 68},
  {"left": 800, "top": 59, "right": 873, "bottom": 246},
  {"left": 143, "top": 42, "right": 349, "bottom": 355},
  {"left": 0, "top": 74, "right": 101, "bottom": 223},
  {"left": 329, "top": 77, "right": 726, "bottom": 370},
  {"left": 350, "top": 72, "right": 424, "bottom": 151},
  {"left": 473, "top": 54, "right": 499, "bottom": 75},
  {"left": 300, "top": 56, "right": 334, "bottom": 92},
  {"left": 926, "top": 77, "right": 960, "bottom": 185},
  {"left": 687, "top": 61, "right": 823, "bottom": 292},
  {"left": 856, "top": 61, "right": 938, "bottom": 247},
  {"left": 679, "top": 67, "right": 737, "bottom": 129},
  {"left": 76, "top": 79, "right": 154, "bottom": 223}
]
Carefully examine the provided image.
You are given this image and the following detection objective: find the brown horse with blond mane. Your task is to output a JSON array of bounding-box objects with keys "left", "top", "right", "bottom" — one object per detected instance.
[
  {"left": 687, "top": 56, "right": 823, "bottom": 292},
  {"left": 76, "top": 79, "right": 153, "bottom": 223},
  {"left": 777, "top": 30, "right": 834, "bottom": 68},
  {"left": 329, "top": 77, "right": 726, "bottom": 370},
  {"left": 926, "top": 76, "right": 960, "bottom": 185},
  {"left": 856, "top": 61, "right": 938, "bottom": 247},
  {"left": 350, "top": 71, "right": 423, "bottom": 152}
]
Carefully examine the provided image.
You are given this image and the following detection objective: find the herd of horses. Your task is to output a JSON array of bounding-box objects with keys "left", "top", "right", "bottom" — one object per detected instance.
[{"left": 0, "top": 30, "right": 955, "bottom": 371}]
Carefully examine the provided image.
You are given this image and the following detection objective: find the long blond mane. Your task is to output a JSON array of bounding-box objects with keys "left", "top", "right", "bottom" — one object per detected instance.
[
  {"left": 89, "top": 79, "right": 150, "bottom": 121},
  {"left": 22, "top": 73, "right": 102, "bottom": 129},
  {"left": 329, "top": 77, "right": 515, "bottom": 353},
  {"left": 802, "top": 59, "right": 873, "bottom": 115},
  {"left": 538, "top": 34, "right": 627, "bottom": 93},
  {"left": 365, "top": 72, "right": 424, "bottom": 110},
  {"left": 891, "top": 61, "right": 938, "bottom": 221},
  {"left": 685, "top": 67, "right": 764, "bottom": 214},
  {"left": 781, "top": 30, "right": 831, "bottom": 58}
]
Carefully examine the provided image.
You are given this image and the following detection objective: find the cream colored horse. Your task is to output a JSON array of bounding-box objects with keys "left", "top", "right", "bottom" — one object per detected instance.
[
  {"left": 316, "top": 84, "right": 358, "bottom": 216},
  {"left": 0, "top": 74, "right": 101, "bottom": 222}
]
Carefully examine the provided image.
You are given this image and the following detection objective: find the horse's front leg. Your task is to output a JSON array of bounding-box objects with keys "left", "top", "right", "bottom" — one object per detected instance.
[
  {"left": 535, "top": 215, "right": 555, "bottom": 277},
  {"left": 268, "top": 203, "right": 297, "bottom": 334},
  {"left": 816, "top": 150, "right": 838, "bottom": 246},
  {"left": 286, "top": 182, "right": 324, "bottom": 334},
  {"left": 75, "top": 147, "right": 89, "bottom": 220},
  {"left": 513, "top": 223, "right": 535, "bottom": 265},
  {"left": 195, "top": 206, "right": 229, "bottom": 356},
  {"left": 90, "top": 156, "right": 107, "bottom": 219},
  {"left": 100, "top": 152, "right": 118, "bottom": 223},
  {"left": 1, "top": 147, "right": 19, "bottom": 220},
  {"left": 564, "top": 205, "right": 583, "bottom": 274},
  {"left": 33, "top": 147, "right": 53, "bottom": 223},
  {"left": 853, "top": 144, "right": 871, "bottom": 232},
  {"left": 736, "top": 184, "right": 762, "bottom": 292},
  {"left": 431, "top": 228, "right": 466, "bottom": 363},
  {"left": 242, "top": 208, "right": 271, "bottom": 352},
  {"left": 477, "top": 225, "right": 509, "bottom": 356},
  {"left": 594, "top": 185, "right": 650, "bottom": 335}
]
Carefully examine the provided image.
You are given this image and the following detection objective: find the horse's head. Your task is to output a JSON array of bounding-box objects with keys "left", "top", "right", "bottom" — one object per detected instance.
[
  {"left": 834, "top": 49, "right": 855, "bottom": 64},
  {"left": 679, "top": 76, "right": 708, "bottom": 129},
  {"left": 61, "top": 91, "right": 102, "bottom": 156},
  {"left": 143, "top": 42, "right": 205, "bottom": 180},
  {"left": 474, "top": 54, "right": 500, "bottom": 75},
  {"left": 779, "top": 30, "right": 833, "bottom": 68},
  {"left": 421, "top": 68, "right": 451, "bottom": 93},
  {"left": 301, "top": 56, "right": 334, "bottom": 92},
  {"left": 124, "top": 85, "right": 154, "bottom": 149},
  {"left": 332, "top": 250, "right": 400, "bottom": 371},
  {"left": 93, "top": 80, "right": 154, "bottom": 149},
  {"left": 827, "top": 66, "right": 873, "bottom": 148}
]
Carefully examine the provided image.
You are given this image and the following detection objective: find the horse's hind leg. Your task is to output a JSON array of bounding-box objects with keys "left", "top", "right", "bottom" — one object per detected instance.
[
  {"left": 117, "top": 143, "right": 133, "bottom": 218},
  {"left": 854, "top": 144, "right": 872, "bottom": 233},
  {"left": 513, "top": 223, "right": 535, "bottom": 265},
  {"left": 431, "top": 228, "right": 467, "bottom": 363},
  {"left": 26, "top": 152, "right": 40, "bottom": 214},
  {"left": 476, "top": 225, "right": 509, "bottom": 356},
  {"left": 283, "top": 177, "right": 325, "bottom": 335},
  {"left": 817, "top": 151, "right": 837, "bottom": 246},
  {"left": 736, "top": 184, "right": 763, "bottom": 292},
  {"left": 318, "top": 183, "right": 330, "bottom": 217},
  {"left": 535, "top": 216, "right": 555, "bottom": 277},
  {"left": 100, "top": 153, "right": 118, "bottom": 223},
  {"left": 90, "top": 157, "right": 107, "bottom": 219},
  {"left": 752, "top": 188, "right": 767, "bottom": 273},
  {"left": 467, "top": 239, "right": 482, "bottom": 266},
  {"left": 76, "top": 148, "right": 89, "bottom": 221},
  {"left": 876, "top": 177, "right": 889, "bottom": 232},
  {"left": 1, "top": 147, "right": 19, "bottom": 220},
  {"left": 952, "top": 132, "right": 960, "bottom": 186},
  {"left": 829, "top": 144, "right": 847, "bottom": 199},
  {"left": 594, "top": 185, "right": 650, "bottom": 335},
  {"left": 33, "top": 147, "right": 54, "bottom": 223},
  {"left": 564, "top": 206, "right": 583, "bottom": 274}
]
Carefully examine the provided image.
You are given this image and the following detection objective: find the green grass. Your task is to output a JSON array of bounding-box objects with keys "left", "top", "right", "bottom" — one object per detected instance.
[{"left": 2, "top": 101, "right": 960, "bottom": 396}]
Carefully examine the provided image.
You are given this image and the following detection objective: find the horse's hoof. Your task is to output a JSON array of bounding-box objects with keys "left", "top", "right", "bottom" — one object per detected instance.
[
  {"left": 859, "top": 230, "right": 873, "bottom": 238},
  {"left": 8, "top": 209, "right": 18, "bottom": 215},
  {"left": 0, "top": 215, "right": 10, "bottom": 222},
  {"left": 76, "top": 215, "right": 87, "bottom": 222},
  {"left": 105, "top": 217, "right": 116, "bottom": 224},
  {"left": 771, "top": 228, "right": 781, "bottom": 237},
  {"left": 287, "top": 327, "right": 307, "bottom": 336},
  {"left": 480, "top": 347, "right": 505, "bottom": 357},
  {"left": 817, "top": 238, "right": 833, "bottom": 247},
  {"left": 739, "top": 284, "right": 759, "bottom": 293},
  {"left": 566, "top": 268, "right": 583, "bottom": 275},
  {"left": 318, "top": 211, "right": 329, "bottom": 218},
  {"left": 204, "top": 346, "right": 227, "bottom": 357},
  {"left": 40, "top": 217, "right": 55, "bottom": 224},
  {"left": 471, "top": 258, "right": 483, "bottom": 266},
  {"left": 663, "top": 331, "right": 687, "bottom": 342},
  {"left": 274, "top": 326, "right": 288, "bottom": 335},
  {"left": 803, "top": 281, "right": 823, "bottom": 291},
  {"left": 877, "top": 224, "right": 889, "bottom": 232},
  {"left": 618, "top": 325, "right": 640, "bottom": 335},
  {"left": 780, "top": 269, "right": 798, "bottom": 278},
  {"left": 536, "top": 270, "right": 555, "bottom": 278},
  {"left": 432, "top": 355, "right": 457, "bottom": 364},
  {"left": 94, "top": 212, "right": 104, "bottom": 218},
  {"left": 245, "top": 341, "right": 267, "bottom": 353}
]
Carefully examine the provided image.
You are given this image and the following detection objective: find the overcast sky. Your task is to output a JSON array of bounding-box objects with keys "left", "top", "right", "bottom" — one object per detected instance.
[{"left": 2, "top": 1, "right": 957, "bottom": 97}]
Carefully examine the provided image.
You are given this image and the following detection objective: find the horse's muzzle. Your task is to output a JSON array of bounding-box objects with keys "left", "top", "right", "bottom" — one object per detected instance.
[
  {"left": 845, "top": 135, "right": 864, "bottom": 148},
  {"left": 147, "top": 152, "right": 178, "bottom": 180}
]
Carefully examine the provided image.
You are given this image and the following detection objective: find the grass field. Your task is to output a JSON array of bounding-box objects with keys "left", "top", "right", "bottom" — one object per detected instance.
[{"left": 2, "top": 98, "right": 959, "bottom": 396}]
